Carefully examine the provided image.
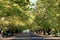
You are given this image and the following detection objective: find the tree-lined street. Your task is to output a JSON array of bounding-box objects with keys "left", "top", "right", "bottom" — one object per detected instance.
[{"left": 0, "top": 0, "right": 60, "bottom": 40}]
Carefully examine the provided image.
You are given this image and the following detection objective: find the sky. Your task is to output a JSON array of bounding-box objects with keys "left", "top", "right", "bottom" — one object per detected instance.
[
  {"left": 30, "top": 0, "right": 37, "bottom": 9},
  {"left": 30, "top": 0, "right": 37, "bottom": 4}
]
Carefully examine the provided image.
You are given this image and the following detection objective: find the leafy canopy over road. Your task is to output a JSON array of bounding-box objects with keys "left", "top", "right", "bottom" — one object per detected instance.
[{"left": 0, "top": 0, "right": 60, "bottom": 36}]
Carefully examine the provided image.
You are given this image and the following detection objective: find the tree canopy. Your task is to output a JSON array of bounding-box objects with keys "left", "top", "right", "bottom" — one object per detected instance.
[{"left": 0, "top": 0, "right": 60, "bottom": 36}]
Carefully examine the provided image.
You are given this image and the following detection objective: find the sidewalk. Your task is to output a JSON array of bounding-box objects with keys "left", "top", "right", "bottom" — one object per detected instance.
[
  {"left": 33, "top": 32, "right": 60, "bottom": 39},
  {"left": 33, "top": 32, "right": 55, "bottom": 37}
]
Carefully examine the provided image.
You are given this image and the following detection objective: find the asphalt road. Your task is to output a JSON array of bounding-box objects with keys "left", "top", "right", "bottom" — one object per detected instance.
[
  {"left": 14, "top": 32, "right": 40, "bottom": 37},
  {"left": 2, "top": 32, "right": 60, "bottom": 40},
  {"left": 2, "top": 32, "right": 45, "bottom": 40}
]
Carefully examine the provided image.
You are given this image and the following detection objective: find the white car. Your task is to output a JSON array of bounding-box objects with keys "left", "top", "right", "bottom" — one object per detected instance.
[{"left": 22, "top": 29, "right": 30, "bottom": 33}]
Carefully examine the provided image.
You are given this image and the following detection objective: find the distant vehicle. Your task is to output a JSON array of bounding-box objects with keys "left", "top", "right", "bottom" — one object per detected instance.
[{"left": 22, "top": 29, "right": 30, "bottom": 33}]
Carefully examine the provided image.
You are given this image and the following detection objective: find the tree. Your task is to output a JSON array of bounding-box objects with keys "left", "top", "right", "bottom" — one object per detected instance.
[
  {"left": 34, "top": 0, "right": 60, "bottom": 35},
  {"left": 0, "top": 0, "right": 31, "bottom": 34}
]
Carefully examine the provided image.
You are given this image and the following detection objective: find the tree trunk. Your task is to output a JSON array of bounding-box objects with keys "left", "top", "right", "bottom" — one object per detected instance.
[{"left": 43, "top": 31, "right": 46, "bottom": 35}]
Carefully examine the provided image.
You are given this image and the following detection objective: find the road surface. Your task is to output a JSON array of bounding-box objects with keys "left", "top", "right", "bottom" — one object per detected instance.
[{"left": 1, "top": 32, "right": 60, "bottom": 40}]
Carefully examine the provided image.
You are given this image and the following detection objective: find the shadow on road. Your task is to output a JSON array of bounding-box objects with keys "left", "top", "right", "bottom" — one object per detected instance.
[
  {"left": 2, "top": 32, "right": 60, "bottom": 40},
  {"left": 14, "top": 32, "right": 40, "bottom": 37},
  {"left": 13, "top": 32, "right": 47, "bottom": 40}
]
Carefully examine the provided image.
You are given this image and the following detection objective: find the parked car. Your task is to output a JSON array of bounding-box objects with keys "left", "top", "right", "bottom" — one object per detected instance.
[{"left": 22, "top": 29, "right": 30, "bottom": 33}]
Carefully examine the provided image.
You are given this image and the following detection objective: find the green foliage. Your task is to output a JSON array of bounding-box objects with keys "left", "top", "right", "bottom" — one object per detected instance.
[
  {"left": 33, "top": 0, "right": 60, "bottom": 35},
  {"left": 0, "top": 0, "right": 31, "bottom": 33},
  {"left": 0, "top": 0, "right": 60, "bottom": 36}
]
